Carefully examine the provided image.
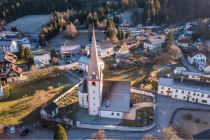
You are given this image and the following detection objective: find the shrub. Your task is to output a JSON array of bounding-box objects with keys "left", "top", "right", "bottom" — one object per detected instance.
[
  {"left": 54, "top": 124, "right": 68, "bottom": 140},
  {"left": 183, "top": 113, "right": 192, "bottom": 121},
  {"left": 195, "top": 118, "right": 201, "bottom": 124}
]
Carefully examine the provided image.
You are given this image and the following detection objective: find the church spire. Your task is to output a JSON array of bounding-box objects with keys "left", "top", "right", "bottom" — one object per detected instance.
[{"left": 88, "top": 26, "right": 101, "bottom": 80}]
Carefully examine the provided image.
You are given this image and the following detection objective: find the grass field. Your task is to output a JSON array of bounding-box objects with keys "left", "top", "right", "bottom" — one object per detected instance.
[
  {"left": 104, "top": 64, "right": 153, "bottom": 87},
  {"left": 0, "top": 69, "right": 73, "bottom": 125}
]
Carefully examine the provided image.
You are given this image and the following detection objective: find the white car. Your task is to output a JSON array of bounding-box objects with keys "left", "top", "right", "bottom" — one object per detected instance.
[{"left": 9, "top": 126, "right": 15, "bottom": 134}]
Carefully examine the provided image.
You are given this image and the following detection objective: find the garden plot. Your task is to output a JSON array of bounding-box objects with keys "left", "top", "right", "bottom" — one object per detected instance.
[{"left": 6, "top": 15, "right": 50, "bottom": 33}]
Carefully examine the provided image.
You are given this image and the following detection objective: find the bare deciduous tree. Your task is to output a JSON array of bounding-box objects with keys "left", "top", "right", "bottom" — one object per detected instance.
[
  {"left": 91, "top": 129, "right": 106, "bottom": 139},
  {"left": 65, "top": 22, "right": 77, "bottom": 39}
]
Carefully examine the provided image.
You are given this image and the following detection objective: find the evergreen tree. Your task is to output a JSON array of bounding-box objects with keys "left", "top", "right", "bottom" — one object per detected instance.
[
  {"left": 25, "top": 47, "right": 33, "bottom": 59},
  {"left": 54, "top": 124, "right": 68, "bottom": 140},
  {"left": 19, "top": 45, "right": 25, "bottom": 59}
]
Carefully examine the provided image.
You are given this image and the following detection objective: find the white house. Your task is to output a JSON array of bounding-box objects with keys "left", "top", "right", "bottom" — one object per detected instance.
[
  {"left": 177, "top": 38, "right": 191, "bottom": 49},
  {"left": 187, "top": 49, "right": 207, "bottom": 69},
  {"left": 0, "top": 39, "right": 19, "bottom": 53},
  {"left": 33, "top": 50, "right": 51, "bottom": 68},
  {"left": 78, "top": 29, "right": 131, "bottom": 120},
  {"left": 143, "top": 34, "right": 165, "bottom": 50},
  {"left": 78, "top": 55, "right": 104, "bottom": 73},
  {"left": 173, "top": 67, "right": 187, "bottom": 74},
  {"left": 85, "top": 41, "right": 114, "bottom": 58},
  {"left": 60, "top": 43, "right": 82, "bottom": 59},
  {"left": 158, "top": 77, "right": 210, "bottom": 105},
  {"left": 203, "top": 65, "right": 210, "bottom": 73}
]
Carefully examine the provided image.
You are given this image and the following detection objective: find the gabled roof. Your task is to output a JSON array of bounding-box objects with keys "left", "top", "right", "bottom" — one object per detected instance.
[
  {"left": 0, "top": 39, "right": 14, "bottom": 47},
  {"left": 188, "top": 48, "right": 207, "bottom": 57},
  {"left": 1, "top": 52, "right": 17, "bottom": 63},
  {"left": 100, "top": 80, "right": 131, "bottom": 112}
]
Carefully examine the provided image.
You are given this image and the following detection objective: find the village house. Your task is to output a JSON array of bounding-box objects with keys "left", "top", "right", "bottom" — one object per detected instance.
[
  {"left": 78, "top": 29, "right": 131, "bottom": 119},
  {"left": 0, "top": 52, "right": 22, "bottom": 81},
  {"left": 187, "top": 49, "right": 207, "bottom": 70},
  {"left": 85, "top": 41, "right": 114, "bottom": 58},
  {"left": 60, "top": 43, "right": 82, "bottom": 59},
  {"left": 33, "top": 50, "right": 51, "bottom": 68},
  {"left": 143, "top": 34, "right": 165, "bottom": 51},
  {"left": 1, "top": 31, "right": 35, "bottom": 49},
  {"left": 158, "top": 77, "right": 210, "bottom": 105},
  {"left": 78, "top": 55, "right": 104, "bottom": 73},
  {"left": 0, "top": 39, "right": 19, "bottom": 53},
  {"left": 177, "top": 38, "right": 192, "bottom": 49}
]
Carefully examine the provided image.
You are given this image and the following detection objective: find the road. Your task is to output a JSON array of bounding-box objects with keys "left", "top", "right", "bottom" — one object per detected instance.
[
  {"left": 68, "top": 95, "right": 210, "bottom": 139},
  {"left": 8, "top": 94, "right": 210, "bottom": 139}
]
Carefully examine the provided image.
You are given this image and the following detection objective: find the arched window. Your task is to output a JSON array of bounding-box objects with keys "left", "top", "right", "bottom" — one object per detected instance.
[{"left": 92, "top": 82, "right": 96, "bottom": 86}]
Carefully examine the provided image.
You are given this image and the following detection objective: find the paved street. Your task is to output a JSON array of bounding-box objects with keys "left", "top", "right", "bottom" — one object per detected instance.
[
  {"left": 69, "top": 94, "right": 210, "bottom": 139},
  {"left": 6, "top": 94, "right": 210, "bottom": 139}
]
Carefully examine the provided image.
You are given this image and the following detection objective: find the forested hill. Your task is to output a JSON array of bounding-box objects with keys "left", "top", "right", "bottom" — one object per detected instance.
[
  {"left": 0, "top": 0, "right": 82, "bottom": 21},
  {"left": 143, "top": 0, "right": 210, "bottom": 25}
]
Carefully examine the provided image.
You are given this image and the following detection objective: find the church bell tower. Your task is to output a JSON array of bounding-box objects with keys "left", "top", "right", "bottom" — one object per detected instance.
[{"left": 87, "top": 27, "right": 103, "bottom": 116}]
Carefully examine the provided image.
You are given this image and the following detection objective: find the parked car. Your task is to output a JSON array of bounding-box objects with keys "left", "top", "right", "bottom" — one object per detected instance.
[
  {"left": 20, "top": 128, "right": 30, "bottom": 137},
  {"left": 9, "top": 126, "right": 15, "bottom": 134}
]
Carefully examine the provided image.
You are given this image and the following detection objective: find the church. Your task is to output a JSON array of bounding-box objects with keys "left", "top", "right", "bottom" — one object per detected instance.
[{"left": 78, "top": 29, "right": 131, "bottom": 119}]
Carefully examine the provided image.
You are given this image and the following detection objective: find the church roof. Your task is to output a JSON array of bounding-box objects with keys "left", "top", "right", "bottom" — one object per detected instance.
[
  {"left": 100, "top": 80, "right": 131, "bottom": 112},
  {"left": 88, "top": 27, "right": 101, "bottom": 79}
]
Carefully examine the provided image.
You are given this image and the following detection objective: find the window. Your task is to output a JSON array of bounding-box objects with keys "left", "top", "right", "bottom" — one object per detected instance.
[
  {"left": 93, "top": 103, "right": 95, "bottom": 106},
  {"left": 93, "top": 91, "right": 95, "bottom": 93},
  {"left": 111, "top": 112, "right": 114, "bottom": 115},
  {"left": 175, "top": 90, "right": 178, "bottom": 92},
  {"left": 192, "top": 98, "right": 195, "bottom": 101},
  {"left": 188, "top": 92, "right": 191, "bottom": 95},
  {"left": 182, "top": 91, "right": 184, "bottom": 94},
  {"left": 93, "top": 97, "right": 95, "bottom": 100},
  {"left": 174, "top": 95, "right": 177, "bottom": 98},
  {"left": 161, "top": 87, "right": 164, "bottom": 89},
  {"left": 201, "top": 94, "right": 204, "bottom": 97},
  {"left": 193, "top": 93, "right": 196, "bottom": 96},
  {"left": 208, "top": 95, "right": 210, "bottom": 98},
  {"left": 202, "top": 100, "right": 207, "bottom": 103},
  {"left": 92, "top": 82, "right": 96, "bottom": 86},
  {"left": 168, "top": 88, "right": 170, "bottom": 90},
  {"left": 161, "top": 91, "right": 163, "bottom": 94},
  {"left": 197, "top": 94, "right": 200, "bottom": 96},
  {"left": 92, "top": 74, "right": 96, "bottom": 79},
  {"left": 117, "top": 113, "right": 120, "bottom": 116},
  {"left": 183, "top": 96, "right": 186, "bottom": 99}
]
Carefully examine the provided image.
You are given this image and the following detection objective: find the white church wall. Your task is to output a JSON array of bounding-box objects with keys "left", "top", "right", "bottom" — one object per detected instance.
[
  {"left": 78, "top": 91, "right": 88, "bottom": 108},
  {"left": 99, "top": 110, "right": 123, "bottom": 119},
  {"left": 88, "top": 80, "right": 101, "bottom": 115}
]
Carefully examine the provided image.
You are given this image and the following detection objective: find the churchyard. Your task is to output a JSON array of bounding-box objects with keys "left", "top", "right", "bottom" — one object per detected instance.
[
  {"left": 0, "top": 68, "right": 74, "bottom": 125},
  {"left": 56, "top": 88, "right": 79, "bottom": 122}
]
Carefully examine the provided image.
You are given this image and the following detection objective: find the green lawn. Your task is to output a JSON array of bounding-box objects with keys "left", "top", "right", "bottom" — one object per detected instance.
[{"left": 0, "top": 69, "right": 73, "bottom": 125}]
